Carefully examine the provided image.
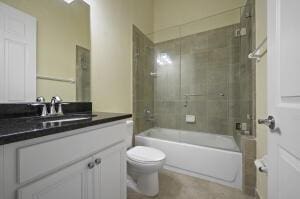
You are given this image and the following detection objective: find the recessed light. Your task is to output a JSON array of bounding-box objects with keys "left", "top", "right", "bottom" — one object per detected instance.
[{"left": 64, "top": 0, "right": 75, "bottom": 4}]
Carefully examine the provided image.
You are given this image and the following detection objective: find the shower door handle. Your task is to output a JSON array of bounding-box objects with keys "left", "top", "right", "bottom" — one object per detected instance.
[{"left": 258, "top": 116, "right": 276, "bottom": 130}]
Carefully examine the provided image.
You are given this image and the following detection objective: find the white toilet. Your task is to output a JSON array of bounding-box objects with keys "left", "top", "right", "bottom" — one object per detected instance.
[{"left": 125, "top": 120, "right": 166, "bottom": 197}]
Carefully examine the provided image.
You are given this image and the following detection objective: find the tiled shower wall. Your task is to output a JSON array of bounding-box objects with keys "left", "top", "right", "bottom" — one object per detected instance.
[
  {"left": 133, "top": 23, "right": 254, "bottom": 139},
  {"left": 154, "top": 24, "right": 253, "bottom": 137},
  {"left": 132, "top": 26, "right": 155, "bottom": 134}
]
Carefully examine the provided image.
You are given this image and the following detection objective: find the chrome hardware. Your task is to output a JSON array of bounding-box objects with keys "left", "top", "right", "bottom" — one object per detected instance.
[
  {"left": 258, "top": 115, "right": 275, "bottom": 130},
  {"left": 51, "top": 96, "right": 62, "bottom": 104},
  {"left": 248, "top": 37, "right": 267, "bottom": 62},
  {"left": 30, "top": 103, "right": 48, "bottom": 117},
  {"left": 36, "top": 97, "right": 48, "bottom": 116},
  {"left": 36, "top": 96, "right": 45, "bottom": 103},
  {"left": 95, "top": 158, "right": 101, "bottom": 165},
  {"left": 150, "top": 72, "right": 159, "bottom": 77},
  {"left": 144, "top": 108, "right": 155, "bottom": 122},
  {"left": 50, "top": 96, "right": 62, "bottom": 115},
  {"left": 87, "top": 162, "right": 95, "bottom": 169}
]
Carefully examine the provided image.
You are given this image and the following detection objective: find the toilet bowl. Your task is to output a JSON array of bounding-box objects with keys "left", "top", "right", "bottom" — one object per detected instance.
[{"left": 125, "top": 121, "right": 166, "bottom": 197}]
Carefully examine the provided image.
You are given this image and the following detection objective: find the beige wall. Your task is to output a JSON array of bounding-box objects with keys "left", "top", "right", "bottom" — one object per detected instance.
[
  {"left": 90, "top": 0, "right": 153, "bottom": 113},
  {"left": 151, "top": 0, "right": 246, "bottom": 43},
  {"left": 153, "top": 0, "right": 246, "bottom": 31},
  {"left": 130, "top": 0, "right": 154, "bottom": 35},
  {"left": 255, "top": 0, "right": 268, "bottom": 198},
  {"left": 0, "top": 0, "right": 90, "bottom": 101},
  {"left": 90, "top": 0, "right": 249, "bottom": 113}
]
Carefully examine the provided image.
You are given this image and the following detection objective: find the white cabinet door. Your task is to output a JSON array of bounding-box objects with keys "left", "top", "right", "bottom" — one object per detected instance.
[
  {"left": 94, "top": 144, "right": 127, "bottom": 199},
  {"left": 17, "top": 157, "right": 94, "bottom": 199},
  {"left": 0, "top": 2, "right": 36, "bottom": 103}
]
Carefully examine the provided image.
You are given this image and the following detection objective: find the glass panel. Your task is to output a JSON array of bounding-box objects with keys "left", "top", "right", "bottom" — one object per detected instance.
[
  {"left": 148, "top": 26, "right": 182, "bottom": 131},
  {"left": 179, "top": 8, "right": 243, "bottom": 148},
  {"left": 76, "top": 46, "right": 91, "bottom": 102},
  {"left": 234, "top": 3, "right": 255, "bottom": 148},
  {"left": 133, "top": 5, "right": 254, "bottom": 152},
  {"left": 132, "top": 26, "right": 157, "bottom": 134}
]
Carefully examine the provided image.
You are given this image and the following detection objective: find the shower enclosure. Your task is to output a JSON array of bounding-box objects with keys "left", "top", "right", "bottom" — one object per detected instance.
[
  {"left": 133, "top": 4, "right": 254, "bottom": 189},
  {"left": 76, "top": 45, "right": 91, "bottom": 102}
]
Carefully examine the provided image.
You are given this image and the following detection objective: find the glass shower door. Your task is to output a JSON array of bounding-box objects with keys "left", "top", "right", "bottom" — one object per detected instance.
[
  {"left": 178, "top": 8, "right": 243, "bottom": 149},
  {"left": 150, "top": 26, "right": 182, "bottom": 142}
]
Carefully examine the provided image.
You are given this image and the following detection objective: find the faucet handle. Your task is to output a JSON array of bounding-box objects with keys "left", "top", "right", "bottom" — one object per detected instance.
[
  {"left": 51, "top": 96, "right": 62, "bottom": 104},
  {"left": 36, "top": 96, "right": 45, "bottom": 103},
  {"left": 50, "top": 96, "right": 62, "bottom": 115},
  {"left": 30, "top": 103, "right": 48, "bottom": 117}
]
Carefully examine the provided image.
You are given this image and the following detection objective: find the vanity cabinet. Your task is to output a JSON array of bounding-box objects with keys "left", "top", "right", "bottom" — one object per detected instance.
[
  {"left": 18, "top": 157, "right": 94, "bottom": 199},
  {"left": 18, "top": 144, "right": 126, "bottom": 199},
  {"left": 0, "top": 120, "right": 127, "bottom": 199},
  {"left": 93, "top": 144, "right": 126, "bottom": 199}
]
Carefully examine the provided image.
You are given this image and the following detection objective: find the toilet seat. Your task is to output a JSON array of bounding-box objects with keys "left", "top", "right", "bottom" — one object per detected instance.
[{"left": 127, "top": 146, "right": 166, "bottom": 164}]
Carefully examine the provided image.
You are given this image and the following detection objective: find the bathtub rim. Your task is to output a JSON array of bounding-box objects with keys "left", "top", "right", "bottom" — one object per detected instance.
[{"left": 136, "top": 128, "right": 241, "bottom": 153}]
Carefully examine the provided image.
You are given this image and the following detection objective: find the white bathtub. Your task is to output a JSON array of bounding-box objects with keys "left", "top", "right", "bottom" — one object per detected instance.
[{"left": 135, "top": 128, "right": 242, "bottom": 189}]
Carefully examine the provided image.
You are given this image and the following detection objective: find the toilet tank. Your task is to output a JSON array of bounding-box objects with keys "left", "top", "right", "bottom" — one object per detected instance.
[{"left": 125, "top": 120, "right": 134, "bottom": 148}]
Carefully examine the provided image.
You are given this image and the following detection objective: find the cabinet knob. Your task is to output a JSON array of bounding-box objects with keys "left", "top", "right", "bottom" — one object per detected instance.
[
  {"left": 95, "top": 158, "right": 101, "bottom": 165},
  {"left": 87, "top": 162, "right": 95, "bottom": 169}
]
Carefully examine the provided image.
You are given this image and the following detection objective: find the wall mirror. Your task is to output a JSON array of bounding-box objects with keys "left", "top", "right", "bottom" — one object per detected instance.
[{"left": 0, "top": 0, "right": 90, "bottom": 103}]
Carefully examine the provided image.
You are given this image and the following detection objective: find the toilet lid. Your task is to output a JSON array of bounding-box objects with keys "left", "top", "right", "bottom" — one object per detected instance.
[{"left": 127, "top": 146, "right": 166, "bottom": 163}]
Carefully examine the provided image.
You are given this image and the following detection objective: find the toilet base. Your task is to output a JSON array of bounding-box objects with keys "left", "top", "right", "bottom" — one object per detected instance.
[{"left": 127, "top": 172, "right": 159, "bottom": 197}]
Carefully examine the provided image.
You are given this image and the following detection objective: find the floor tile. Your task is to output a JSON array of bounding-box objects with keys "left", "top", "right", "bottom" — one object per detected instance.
[{"left": 128, "top": 169, "right": 254, "bottom": 199}]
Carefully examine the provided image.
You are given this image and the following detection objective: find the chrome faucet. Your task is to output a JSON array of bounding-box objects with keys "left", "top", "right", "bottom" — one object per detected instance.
[
  {"left": 30, "top": 96, "right": 48, "bottom": 117},
  {"left": 50, "top": 96, "right": 62, "bottom": 115}
]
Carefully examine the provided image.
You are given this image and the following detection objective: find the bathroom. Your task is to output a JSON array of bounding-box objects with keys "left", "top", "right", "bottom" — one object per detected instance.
[{"left": 0, "top": 0, "right": 298, "bottom": 199}]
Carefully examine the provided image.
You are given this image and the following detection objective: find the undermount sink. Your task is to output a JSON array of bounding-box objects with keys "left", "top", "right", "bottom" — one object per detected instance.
[
  {"left": 31, "top": 113, "right": 97, "bottom": 124},
  {"left": 44, "top": 117, "right": 90, "bottom": 123}
]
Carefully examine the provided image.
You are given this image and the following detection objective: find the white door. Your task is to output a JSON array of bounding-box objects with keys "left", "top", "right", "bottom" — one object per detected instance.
[
  {"left": 267, "top": 0, "right": 300, "bottom": 198},
  {"left": 17, "top": 157, "right": 94, "bottom": 199},
  {"left": 0, "top": 2, "right": 36, "bottom": 103},
  {"left": 93, "top": 144, "right": 126, "bottom": 199}
]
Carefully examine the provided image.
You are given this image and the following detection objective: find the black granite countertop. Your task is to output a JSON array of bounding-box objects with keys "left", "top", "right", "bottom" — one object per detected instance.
[{"left": 0, "top": 112, "right": 132, "bottom": 145}]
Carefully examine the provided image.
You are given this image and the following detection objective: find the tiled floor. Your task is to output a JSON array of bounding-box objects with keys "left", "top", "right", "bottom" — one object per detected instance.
[{"left": 128, "top": 170, "right": 254, "bottom": 199}]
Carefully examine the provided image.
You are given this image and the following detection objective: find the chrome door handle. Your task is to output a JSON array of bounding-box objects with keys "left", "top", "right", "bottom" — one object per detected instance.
[
  {"left": 258, "top": 116, "right": 275, "bottom": 130},
  {"left": 87, "top": 162, "right": 95, "bottom": 169}
]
